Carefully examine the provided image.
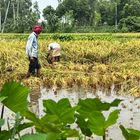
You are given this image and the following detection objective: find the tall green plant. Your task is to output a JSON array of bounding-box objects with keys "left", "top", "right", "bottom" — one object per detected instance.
[
  {"left": 42, "top": 98, "right": 79, "bottom": 139},
  {"left": 76, "top": 98, "right": 121, "bottom": 139}
]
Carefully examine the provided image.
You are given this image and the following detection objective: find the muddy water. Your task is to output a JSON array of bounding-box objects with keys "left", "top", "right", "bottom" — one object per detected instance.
[
  {"left": 1, "top": 86, "right": 140, "bottom": 140},
  {"left": 37, "top": 86, "right": 140, "bottom": 140}
]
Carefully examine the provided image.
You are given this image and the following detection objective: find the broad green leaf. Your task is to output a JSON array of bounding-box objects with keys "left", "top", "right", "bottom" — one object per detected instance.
[
  {"left": 88, "top": 111, "right": 105, "bottom": 136},
  {"left": 43, "top": 99, "right": 57, "bottom": 115},
  {"left": 24, "top": 111, "right": 40, "bottom": 124},
  {"left": 57, "top": 98, "right": 72, "bottom": 112},
  {"left": 120, "top": 125, "right": 129, "bottom": 140},
  {"left": 128, "top": 135, "right": 140, "bottom": 140},
  {"left": 21, "top": 132, "right": 60, "bottom": 140},
  {"left": 61, "top": 128, "right": 79, "bottom": 138},
  {"left": 120, "top": 125, "right": 140, "bottom": 140},
  {"left": 78, "top": 98, "right": 110, "bottom": 112},
  {"left": 40, "top": 115, "right": 62, "bottom": 133},
  {"left": 128, "top": 129, "right": 140, "bottom": 137},
  {"left": 0, "top": 130, "right": 12, "bottom": 140},
  {"left": 41, "top": 114, "right": 59, "bottom": 124},
  {"left": 0, "top": 82, "right": 29, "bottom": 114},
  {"left": 110, "top": 99, "right": 122, "bottom": 107},
  {"left": 76, "top": 114, "right": 92, "bottom": 136},
  {"left": 22, "top": 111, "right": 55, "bottom": 134},
  {"left": 78, "top": 98, "right": 122, "bottom": 114},
  {"left": 60, "top": 106, "right": 77, "bottom": 124},
  {"left": 16, "top": 122, "right": 34, "bottom": 133},
  {"left": 43, "top": 98, "right": 77, "bottom": 125},
  {"left": 41, "top": 112, "right": 79, "bottom": 135},
  {"left": 43, "top": 98, "right": 72, "bottom": 115},
  {"left": 0, "top": 96, "right": 7, "bottom": 103},
  {"left": 45, "top": 132, "right": 59, "bottom": 140},
  {"left": 0, "top": 119, "right": 4, "bottom": 127},
  {"left": 105, "top": 109, "right": 120, "bottom": 128}
]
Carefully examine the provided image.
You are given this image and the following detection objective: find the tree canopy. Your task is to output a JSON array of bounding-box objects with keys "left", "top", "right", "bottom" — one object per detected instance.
[
  {"left": 0, "top": 0, "right": 40, "bottom": 33},
  {"left": 1, "top": 0, "right": 140, "bottom": 33}
]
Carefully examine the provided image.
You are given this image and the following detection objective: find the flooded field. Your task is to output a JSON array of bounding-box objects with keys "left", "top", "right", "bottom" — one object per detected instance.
[{"left": 1, "top": 86, "right": 140, "bottom": 140}]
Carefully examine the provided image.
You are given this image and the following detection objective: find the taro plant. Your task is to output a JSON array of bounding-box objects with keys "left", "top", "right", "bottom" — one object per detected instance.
[
  {"left": 42, "top": 98, "right": 79, "bottom": 139},
  {"left": 0, "top": 81, "right": 79, "bottom": 140},
  {"left": 120, "top": 125, "right": 140, "bottom": 140},
  {"left": 76, "top": 98, "right": 122, "bottom": 140}
]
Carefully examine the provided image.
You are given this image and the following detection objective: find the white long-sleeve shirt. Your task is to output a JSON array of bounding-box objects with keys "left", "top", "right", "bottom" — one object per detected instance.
[{"left": 26, "top": 32, "right": 38, "bottom": 58}]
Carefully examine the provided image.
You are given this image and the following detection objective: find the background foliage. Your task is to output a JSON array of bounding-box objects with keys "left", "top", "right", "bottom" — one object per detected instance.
[{"left": 1, "top": 0, "right": 140, "bottom": 33}]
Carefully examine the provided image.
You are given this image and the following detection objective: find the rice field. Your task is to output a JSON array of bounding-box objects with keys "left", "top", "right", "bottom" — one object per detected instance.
[{"left": 0, "top": 33, "right": 140, "bottom": 96}]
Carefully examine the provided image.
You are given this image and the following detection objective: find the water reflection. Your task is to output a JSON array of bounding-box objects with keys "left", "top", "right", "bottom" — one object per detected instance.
[
  {"left": 37, "top": 86, "right": 140, "bottom": 140},
  {"left": 0, "top": 86, "right": 140, "bottom": 140}
]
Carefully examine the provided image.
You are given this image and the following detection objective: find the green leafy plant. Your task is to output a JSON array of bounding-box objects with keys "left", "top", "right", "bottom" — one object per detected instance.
[
  {"left": 76, "top": 98, "right": 121, "bottom": 140},
  {"left": 0, "top": 82, "right": 79, "bottom": 140},
  {"left": 42, "top": 98, "right": 79, "bottom": 139},
  {"left": 0, "top": 81, "right": 140, "bottom": 140}
]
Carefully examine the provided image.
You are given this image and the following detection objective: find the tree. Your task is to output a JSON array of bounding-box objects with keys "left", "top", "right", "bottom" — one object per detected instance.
[
  {"left": 98, "top": 0, "right": 114, "bottom": 25},
  {"left": 56, "top": 0, "right": 92, "bottom": 26},
  {"left": 2, "top": 0, "right": 11, "bottom": 33},
  {"left": 118, "top": 0, "right": 140, "bottom": 32},
  {"left": 33, "top": 1, "right": 40, "bottom": 20},
  {"left": 0, "top": 0, "right": 39, "bottom": 33},
  {"left": 111, "top": 0, "right": 120, "bottom": 30},
  {"left": 88, "top": 0, "right": 97, "bottom": 26},
  {"left": 121, "top": 0, "right": 140, "bottom": 18},
  {"left": 43, "top": 6, "right": 59, "bottom": 32},
  {"left": 119, "top": 16, "right": 140, "bottom": 32},
  {"left": 0, "top": 0, "right": 4, "bottom": 32}
]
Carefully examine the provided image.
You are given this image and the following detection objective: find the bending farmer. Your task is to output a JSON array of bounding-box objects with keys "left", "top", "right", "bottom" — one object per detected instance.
[{"left": 47, "top": 42, "right": 61, "bottom": 64}]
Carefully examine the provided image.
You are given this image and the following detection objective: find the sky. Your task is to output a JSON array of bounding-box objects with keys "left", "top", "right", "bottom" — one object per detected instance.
[{"left": 32, "top": 0, "right": 59, "bottom": 19}]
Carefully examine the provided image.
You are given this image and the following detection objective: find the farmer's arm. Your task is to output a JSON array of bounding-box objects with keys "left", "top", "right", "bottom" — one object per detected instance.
[
  {"left": 26, "top": 35, "right": 34, "bottom": 58},
  {"left": 31, "top": 36, "right": 38, "bottom": 58}
]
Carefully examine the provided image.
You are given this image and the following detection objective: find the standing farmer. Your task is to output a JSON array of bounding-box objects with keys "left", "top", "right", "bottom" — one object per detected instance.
[{"left": 26, "top": 25, "right": 43, "bottom": 77}]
